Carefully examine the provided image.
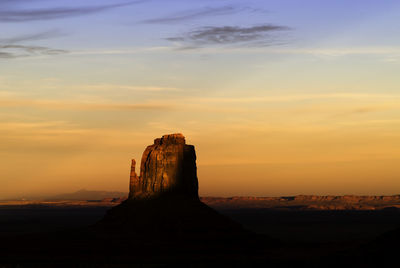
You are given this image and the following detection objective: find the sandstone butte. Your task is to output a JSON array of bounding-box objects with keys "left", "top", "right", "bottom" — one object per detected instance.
[
  {"left": 97, "top": 133, "right": 248, "bottom": 237},
  {"left": 129, "top": 133, "right": 198, "bottom": 200}
]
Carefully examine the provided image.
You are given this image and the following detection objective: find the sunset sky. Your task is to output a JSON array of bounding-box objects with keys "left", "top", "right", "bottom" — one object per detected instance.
[{"left": 1, "top": 0, "right": 400, "bottom": 199}]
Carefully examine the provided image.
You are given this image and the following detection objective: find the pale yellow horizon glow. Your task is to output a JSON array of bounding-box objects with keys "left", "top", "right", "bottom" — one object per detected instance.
[{"left": 1, "top": 73, "right": 400, "bottom": 199}]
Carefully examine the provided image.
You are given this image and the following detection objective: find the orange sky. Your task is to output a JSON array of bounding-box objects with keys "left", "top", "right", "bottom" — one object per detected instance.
[
  {"left": 1, "top": 122, "right": 400, "bottom": 199},
  {"left": 1, "top": 1, "right": 400, "bottom": 199}
]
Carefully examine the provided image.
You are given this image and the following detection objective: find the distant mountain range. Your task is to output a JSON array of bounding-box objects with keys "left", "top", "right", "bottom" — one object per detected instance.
[{"left": 45, "top": 189, "right": 128, "bottom": 201}]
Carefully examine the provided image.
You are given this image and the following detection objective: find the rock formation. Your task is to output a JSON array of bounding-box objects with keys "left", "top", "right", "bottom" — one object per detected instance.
[
  {"left": 98, "top": 133, "right": 248, "bottom": 237},
  {"left": 129, "top": 133, "right": 198, "bottom": 200}
]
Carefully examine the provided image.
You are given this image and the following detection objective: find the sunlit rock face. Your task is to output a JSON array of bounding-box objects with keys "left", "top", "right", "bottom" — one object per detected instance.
[{"left": 129, "top": 133, "right": 199, "bottom": 200}]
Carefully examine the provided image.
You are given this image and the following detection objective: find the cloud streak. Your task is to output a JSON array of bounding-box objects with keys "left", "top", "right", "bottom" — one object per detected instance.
[
  {"left": 0, "top": 51, "right": 14, "bottom": 58},
  {"left": 0, "top": 0, "right": 143, "bottom": 58},
  {"left": 167, "top": 24, "right": 290, "bottom": 48},
  {"left": 0, "top": 98, "right": 173, "bottom": 111},
  {"left": 142, "top": 6, "right": 253, "bottom": 24},
  {"left": 0, "top": 1, "right": 143, "bottom": 22},
  {"left": 76, "top": 84, "right": 181, "bottom": 92},
  {"left": 0, "top": 30, "right": 68, "bottom": 59},
  {"left": 192, "top": 93, "right": 400, "bottom": 104},
  {"left": 0, "top": 29, "right": 63, "bottom": 44},
  {"left": 0, "top": 44, "right": 68, "bottom": 58}
]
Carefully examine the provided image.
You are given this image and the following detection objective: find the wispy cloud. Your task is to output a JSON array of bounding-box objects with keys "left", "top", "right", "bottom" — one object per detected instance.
[
  {"left": 68, "top": 45, "right": 400, "bottom": 57},
  {"left": 0, "top": 98, "right": 173, "bottom": 111},
  {"left": 167, "top": 24, "right": 290, "bottom": 48},
  {"left": 0, "top": 30, "right": 68, "bottom": 59},
  {"left": 141, "top": 6, "right": 255, "bottom": 24},
  {"left": 0, "top": 44, "right": 67, "bottom": 58},
  {"left": 262, "top": 47, "right": 400, "bottom": 58},
  {"left": 76, "top": 84, "right": 181, "bottom": 92},
  {"left": 0, "top": 1, "right": 145, "bottom": 59},
  {"left": 0, "top": 29, "right": 63, "bottom": 43},
  {"left": 192, "top": 93, "right": 400, "bottom": 104},
  {"left": 0, "top": 121, "right": 75, "bottom": 131},
  {"left": 0, "top": 51, "right": 14, "bottom": 58},
  {"left": 0, "top": 1, "right": 143, "bottom": 22}
]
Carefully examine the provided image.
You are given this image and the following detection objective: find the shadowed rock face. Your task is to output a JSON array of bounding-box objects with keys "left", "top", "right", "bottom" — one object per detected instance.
[{"left": 129, "top": 133, "right": 198, "bottom": 200}]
